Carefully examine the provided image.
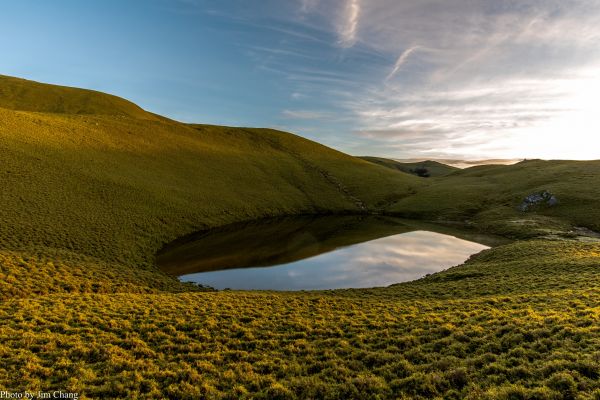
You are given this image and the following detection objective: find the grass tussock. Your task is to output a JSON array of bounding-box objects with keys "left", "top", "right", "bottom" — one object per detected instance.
[{"left": 0, "top": 248, "right": 203, "bottom": 299}]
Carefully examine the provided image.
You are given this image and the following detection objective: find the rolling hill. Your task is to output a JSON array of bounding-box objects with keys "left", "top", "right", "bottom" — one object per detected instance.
[
  {"left": 0, "top": 75, "right": 160, "bottom": 120},
  {"left": 359, "top": 157, "right": 460, "bottom": 177},
  {"left": 1, "top": 75, "right": 599, "bottom": 398},
  {"left": 388, "top": 159, "right": 600, "bottom": 237},
  {"left": 0, "top": 74, "right": 421, "bottom": 296}
]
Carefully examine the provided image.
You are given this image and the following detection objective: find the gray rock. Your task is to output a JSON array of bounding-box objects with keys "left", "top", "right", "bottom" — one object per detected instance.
[{"left": 519, "top": 190, "right": 559, "bottom": 211}]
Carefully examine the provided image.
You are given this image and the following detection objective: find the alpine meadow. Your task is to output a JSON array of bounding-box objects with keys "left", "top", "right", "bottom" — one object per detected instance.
[
  {"left": 2, "top": 0, "right": 600, "bottom": 399},
  {"left": 1, "top": 74, "right": 599, "bottom": 399}
]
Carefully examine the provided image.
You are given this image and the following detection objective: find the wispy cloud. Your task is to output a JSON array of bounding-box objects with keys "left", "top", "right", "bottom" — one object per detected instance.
[
  {"left": 291, "top": 92, "right": 306, "bottom": 100},
  {"left": 172, "top": 0, "right": 600, "bottom": 159},
  {"left": 282, "top": 109, "right": 333, "bottom": 119},
  {"left": 337, "top": 0, "right": 361, "bottom": 47},
  {"left": 386, "top": 45, "right": 421, "bottom": 81},
  {"left": 299, "top": 0, "right": 320, "bottom": 14},
  {"left": 330, "top": 0, "right": 600, "bottom": 158},
  {"left": 348, "top": 70, "right": 600, "bottom": 158}
]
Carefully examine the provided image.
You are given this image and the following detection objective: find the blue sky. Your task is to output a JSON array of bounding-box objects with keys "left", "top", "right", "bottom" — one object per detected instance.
[{"left": 2, "top": 0, "right": 600, "bottom": 159}]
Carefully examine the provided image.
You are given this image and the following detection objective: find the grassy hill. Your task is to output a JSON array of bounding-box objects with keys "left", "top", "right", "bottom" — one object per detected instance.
[
  {"left": 0, "top": 75, "right": 160, "bottom": 120},
  {"left": 0, "top": 75, "right": 421, "bottom": 297},
  {"left": 388, "top": 159, "right": 600, "bottom": 237},
  {"left": 360, "top": 157, "right": 460, "bottom": 177},
  {"left": 1, "top": 75, "right": 600, "bottom": 398}
]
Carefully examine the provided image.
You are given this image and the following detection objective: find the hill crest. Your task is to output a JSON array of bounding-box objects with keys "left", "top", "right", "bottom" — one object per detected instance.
[
  {"left": 0, "top": 74, "right": 158, "bottom": 120},
  {"left": 359, "top": 157, "right": 459, "bottom": 177}
]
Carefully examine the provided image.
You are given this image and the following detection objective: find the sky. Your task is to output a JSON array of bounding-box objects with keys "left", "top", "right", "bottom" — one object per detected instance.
[{"left": 1, "top": 0, "right": 600, "bottom": 160}]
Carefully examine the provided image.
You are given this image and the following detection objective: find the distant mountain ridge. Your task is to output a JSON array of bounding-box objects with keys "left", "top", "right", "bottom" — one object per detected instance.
[
  {"left": 359, "top": 157, "right": 460, "bottom": 177},
  {"left": 392, "top": 158, "right": 522, "bottom": 169}
]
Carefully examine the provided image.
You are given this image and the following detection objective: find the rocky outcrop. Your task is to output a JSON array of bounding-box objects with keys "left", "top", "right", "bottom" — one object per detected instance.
[{"left": 519, "top": 191, "right": 559, "bottom": 212}]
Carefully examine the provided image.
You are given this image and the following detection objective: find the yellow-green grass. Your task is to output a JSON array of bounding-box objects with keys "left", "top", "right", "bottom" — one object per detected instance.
[
  {"left": 388, "top": 159, "right": 600, "bottom": 237},
  {"left": 2, "top": 75, "right": 600, "bottom": 398},
  {"left": 0, "top": 78, "right": 421, "bottom": 294},
  {"left": 360, "top": 157, "right": 460, "bottom": 177},
  {"left": 1, "top": 240, "right": 599, "bottom": 399},
  {"left": 0, "top": 75, "right": 161, "bottom": 120}
]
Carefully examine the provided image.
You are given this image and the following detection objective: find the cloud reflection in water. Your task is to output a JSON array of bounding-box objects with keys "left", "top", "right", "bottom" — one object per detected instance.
[{"left": 180, "top": 231, "right": 489, "bottom": 290}]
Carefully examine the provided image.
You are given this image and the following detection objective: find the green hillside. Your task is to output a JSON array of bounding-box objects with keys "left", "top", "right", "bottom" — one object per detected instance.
[
  {"left": 0, "top": 75, "right": 421, "bottom": 296},
  {"left": 0, "top": 75, "right": 159, "bottom": 120},
  {"left": 389, "top": 159, "right": 600, "bottom": 237},
  {"left": 360, "top": 157, "right": 460, "bottom": 177},
  {"left": 1, "top": 75, "right": 600, "bottom": 398}
]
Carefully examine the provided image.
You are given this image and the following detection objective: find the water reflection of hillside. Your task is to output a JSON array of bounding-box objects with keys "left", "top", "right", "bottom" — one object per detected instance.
[{"left": 157, "top": 216, "right": 506, "bottom": 285}]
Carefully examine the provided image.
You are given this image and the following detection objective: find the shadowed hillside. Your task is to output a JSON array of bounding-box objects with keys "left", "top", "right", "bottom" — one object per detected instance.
[{"left": 360, "top": 157, "right": 460, "bottom": 177}]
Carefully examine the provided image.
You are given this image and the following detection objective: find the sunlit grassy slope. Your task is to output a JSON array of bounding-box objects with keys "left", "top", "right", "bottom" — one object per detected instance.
[
  {"left": 1, "top": 75, "right": 600, "bottom": 398},
  {"left": 2, "top": 240, "right": 599, "bottom": 399},
  {"left": 0, "top": 75, "right": 160, "bottom": 120},
  {"left": 389, "top": 159, "right": 600, "bottom": 236},
  {"left": 0, "top": 75, "right": 420, "bottom": 295}
]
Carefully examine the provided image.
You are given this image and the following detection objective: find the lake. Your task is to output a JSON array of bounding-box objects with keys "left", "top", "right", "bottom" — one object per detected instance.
[{"left": 157, "top": 215, "right": 494, "bottom": 290}]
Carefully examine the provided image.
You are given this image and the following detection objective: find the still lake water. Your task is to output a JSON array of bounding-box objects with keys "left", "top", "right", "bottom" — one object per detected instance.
[{"left": 157, "top": 216, "right": 492, "bottom": 291}]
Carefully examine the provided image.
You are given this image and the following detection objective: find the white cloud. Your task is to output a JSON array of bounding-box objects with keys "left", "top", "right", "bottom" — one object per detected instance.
[
  {"left": 282, "top": 109, "right": 333, "bottom": 119},
  {"left": 332, "top": 0, "right": 600, "bottom": 158},
  {"left": 291, "top": 92, "right": 306, "bottom": 100},
  {"left": 198, "top": 0, "right": 600, "bottom": 159},
  {"left": 348, "top": 67, "right": 600, "bottom": 158},
  {"left": 337, "top": 0, "right": 361, "bottom": 47},
  {"left": 386, "top": 46, "right": 421, "bottom": 81}
]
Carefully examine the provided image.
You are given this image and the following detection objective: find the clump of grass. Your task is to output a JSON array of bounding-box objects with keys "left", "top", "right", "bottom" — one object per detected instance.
[{"left": 0, "top": 248, "right": 204, "bottom": 299}]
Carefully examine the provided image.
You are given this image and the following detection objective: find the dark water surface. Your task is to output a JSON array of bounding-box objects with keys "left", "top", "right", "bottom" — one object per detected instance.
[{"left": 157, "top": 216, "right": 496, "bottom": 290}]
